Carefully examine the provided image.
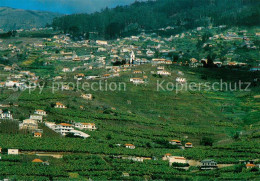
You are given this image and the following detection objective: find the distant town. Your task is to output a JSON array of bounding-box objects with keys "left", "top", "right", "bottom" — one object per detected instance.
[{"left": 0, "top": 0, "right": 260, "bottom": 180}]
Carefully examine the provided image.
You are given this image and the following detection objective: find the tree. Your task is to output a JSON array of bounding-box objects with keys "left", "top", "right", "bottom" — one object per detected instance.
[
  {"left": 106, "top": 134, "right": 112, "bottom": 140},
  {"left": 154, "top": 50, "right": 161, "bottom": 58},
  {"left": 206, "top": 54, "right": 216, "bottom": 68},
  {"left": 234, "top": 164, "right": 245, "bottom": 173},
  {"left": 200, "top": 136, "right": 214, "bottom": 146},
  {"left": 232, "top": 132, "right": 240, "bottom": 140},
  {"left": 105, "top": 22, "right": 123, "bottom": 39}
]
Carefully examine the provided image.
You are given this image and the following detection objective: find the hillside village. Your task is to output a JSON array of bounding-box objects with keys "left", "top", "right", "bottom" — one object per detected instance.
[{"left": 0, "top": 24, "right": 259, "bottom": 180}]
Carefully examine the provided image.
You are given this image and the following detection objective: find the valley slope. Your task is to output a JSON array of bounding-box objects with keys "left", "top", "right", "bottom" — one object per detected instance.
[{"left": 0, "top": 7, "right": 61, "bottom": 31}]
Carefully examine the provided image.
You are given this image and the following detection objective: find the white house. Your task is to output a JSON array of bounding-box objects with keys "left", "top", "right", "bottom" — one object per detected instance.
[
  {"left": 97, "top": 47, "right": 106, "bottom": 52},
  {"left": 62, "top": 68, "right": 71, "bottom": 72},
  {"left": 176, "top": 77, "right": 186, "bottom": 84},
  {"left": 45, "top": 122, "right": 56, "bottom": 130},
  {"left": 157, "top": 70, "right": 171, "bottom": 76},
  {"left": 133, "top": 70, "right": 142, "bottom": 74},
  {"left": 168, "top": 156, "right": 188, "bottom": 166},
  {"left": 157, "top": 66, "right": 165, "bottom": 70},
  {"left": 19, "top": 119, "right": 38, "bottom": 130},
  {"left": 169, "top": 140, "right": 182, "bottom": 145},
  {"left": 125, "top": 144, "right": 136, "bottom": 149},
  {"left": 30, "top": 115, "right": 43, "bottom": 123},
  {"left": 185, "top": 142, "right": 193, "bottom": 148},
  {"left": 165, "top": 60, "right": 172, "bottom": 64},
  {"left": 0, "top": 110, "right": 13, "bottom": 120},
  {"left": 81, "top": 94, "right": 93, "bottom": 100},
  {"left": 96, "top": 40, "right": 108, "bottom": 45},
  {"left": 4, "top": 66, "right": 12, "bottom": 71},
  {"left": 35, "top": 110, "right": 47, "bottom": 116},
  {"left": 55, "top": 102, "right": 67, "bottom": 109},
  {"left": 75, "top": 123, "right": 97, "bottom": 131},
  {"left": 146, "top": 50, "right": 155, "bottom": 57},
  {"left": 122, "top": 172, "right": 130, "bottom": 177},
  {"left": 55, "top": 123, "right": 73, "bottom": 136},
  {"left": 152, "top": 59, "right": 166, "bottom": 65},
  {"left": 8, "top": 149, "right": 19, "bottom": 155},
  {"left": 61, "top": 85, "right": 71, "bottom": 91},
  {"left": 200, "top": 159, "right": 218, "bottom": 170},
  {"left": 130, "top": 78, "right": 145, "bottom": 84},
  {"left": 5, "top": 81, "right": 22, "bottom": 88}
]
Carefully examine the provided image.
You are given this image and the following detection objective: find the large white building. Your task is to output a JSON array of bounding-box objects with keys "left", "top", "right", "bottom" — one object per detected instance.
[
  {"left": 45, "top": 122, "right": 91, "bottom": 138},
  {"left": 19, "top": 119, "right": 38, "bottom": 130},
  {"left": 55, "top": 123, "right": 73, "bottom": 136}
]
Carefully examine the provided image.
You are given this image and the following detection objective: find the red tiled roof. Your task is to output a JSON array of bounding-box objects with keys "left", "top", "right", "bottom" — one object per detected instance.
[
  {"left": 59, "top": 123, "right": 72, "bottom": 126},
  {"left": 32, "top": 159, "right": 43, "bottom": 163},
  {"left": 125, "top": 144, "right": 135, "bottom": 146}
]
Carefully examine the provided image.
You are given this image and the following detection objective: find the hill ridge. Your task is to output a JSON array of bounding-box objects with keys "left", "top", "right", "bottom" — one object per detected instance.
[{"left": 0, "top": 7, "right": 62, "bottom": 31}]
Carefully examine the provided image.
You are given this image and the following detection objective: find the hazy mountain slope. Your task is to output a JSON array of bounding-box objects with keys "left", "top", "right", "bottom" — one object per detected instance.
[
  {"left": 0, "top": 7, "right": 61, "bottom": 31},
  {"left": 52, "top": 0, "right": 260, "bottom": 39}
]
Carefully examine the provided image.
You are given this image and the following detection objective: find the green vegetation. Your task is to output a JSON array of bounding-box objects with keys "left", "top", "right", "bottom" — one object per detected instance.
[
  {"left": 0, "top": 0, "right": 259, "bottom": 179},
  {"left": 0, "top": 65, "right": 259, "bottom": 179},
  {"left": 0, "top": 7, "right": 61, "bottom": 31},
  {"left": 52, "top": 0, "right": 260, "bottom": 39}
]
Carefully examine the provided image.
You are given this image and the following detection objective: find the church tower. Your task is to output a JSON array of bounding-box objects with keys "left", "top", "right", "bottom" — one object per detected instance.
[{"left": 130, "top": 51, "right": 135, "bottom": 64}]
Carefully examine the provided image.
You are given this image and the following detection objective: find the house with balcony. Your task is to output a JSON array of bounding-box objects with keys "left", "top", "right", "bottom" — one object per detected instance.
[
  {"left": 55, "top": 102, "right": 67, "bottom": 109},
  {"left": 34, "top": 110, "right": 47, "bottom": 116},
  {"left": 200, "top": 159, "right": 218, "bottom": 170},
  {"left": 169, "top": 140, "right": 182, "bottom": 145},
  {"left": 30, "top": 115, "right": 43, "bottom": 123},
  {"left": 125, "top": 144, "right": 136, "bottom": 149},
  {"left": 55, "top": 123, "right": 73, "bottom": 136},
  {"left": 19, "top": 119, "right": 38, "bottom": 131},
  {"left": 0, "top": 109, "right": 13, "bottom": 120},
  {"left": 75, "top": 123, "right": 97, "bottom": 131}
]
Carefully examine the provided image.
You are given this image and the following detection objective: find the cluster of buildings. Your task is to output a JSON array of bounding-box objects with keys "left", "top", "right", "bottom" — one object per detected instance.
[
  {"left": 0, "top": 67, "right": 39, "bottom": 90},
  {"left": 45, "top": 121, "right": 96, "bottom": 138},
  {"left": 169, "top": 140, "right": 193, "bottom": 149},
  {"left": 18, "top": 109, "right": 47, "bottom": 137}
]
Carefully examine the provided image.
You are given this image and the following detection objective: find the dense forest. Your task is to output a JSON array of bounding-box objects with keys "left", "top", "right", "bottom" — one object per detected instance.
[{"left": 52, "top": 0, "right": 260, "bottom": 39}]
